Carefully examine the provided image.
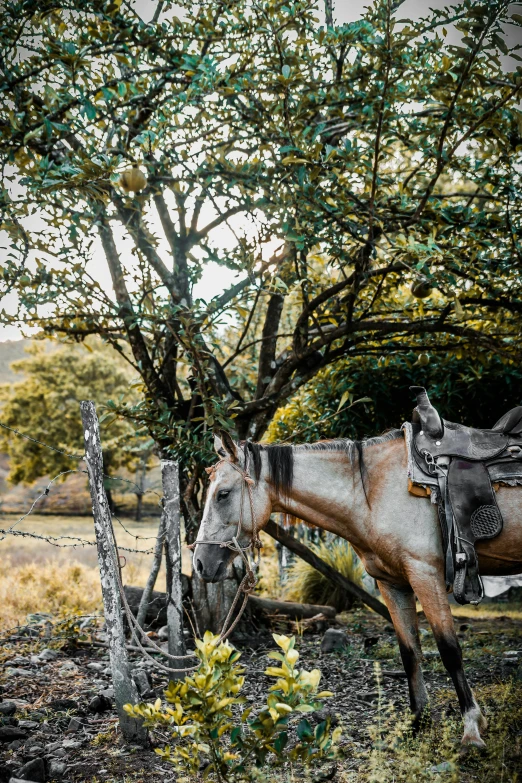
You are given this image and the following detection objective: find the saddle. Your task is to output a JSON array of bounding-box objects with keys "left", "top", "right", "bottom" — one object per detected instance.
[{"left": 409, "top": 387, "right": 522, "bottom": 605}]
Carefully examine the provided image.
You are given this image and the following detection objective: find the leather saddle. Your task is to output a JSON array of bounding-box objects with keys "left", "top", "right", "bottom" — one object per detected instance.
[{"left": 410, "top": 387, "right": 522, "bottom": 605}]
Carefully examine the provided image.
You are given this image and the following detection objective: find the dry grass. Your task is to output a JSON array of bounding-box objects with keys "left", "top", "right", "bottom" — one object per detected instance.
[
  {"left": 0, "top": 513, "right": 193, "bottom": 630},
  {"left": 0, "top": 557, "right": 102, "bottom": 629},
  {"left": 284, "top": 537, "right": 364, "bottom": 611},
  {"left": 449, "top": 602, "right": 522, "bottom": 621}
]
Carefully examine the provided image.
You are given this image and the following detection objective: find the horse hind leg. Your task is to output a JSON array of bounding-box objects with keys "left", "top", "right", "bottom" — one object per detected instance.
[
  {"left": 377, "top": 580, "right": 429, "bottom": 728},
  {"left": 406, "top": 564, "right": 487, "bottom": 748}
]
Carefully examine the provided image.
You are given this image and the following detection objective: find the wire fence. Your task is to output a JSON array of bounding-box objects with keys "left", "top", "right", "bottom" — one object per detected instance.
[{"left": 0, "top": 420, "right": 164, "bottom": 554}]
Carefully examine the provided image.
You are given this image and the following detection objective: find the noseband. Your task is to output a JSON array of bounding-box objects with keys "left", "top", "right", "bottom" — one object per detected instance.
[{"left": 189, "top": 443, "right": 262, "bottom": 641}]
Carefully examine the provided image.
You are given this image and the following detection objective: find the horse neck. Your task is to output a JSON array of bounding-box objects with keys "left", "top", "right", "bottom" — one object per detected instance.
[{"left": 268, "top": 445, "right": 370, "bottom": 541}]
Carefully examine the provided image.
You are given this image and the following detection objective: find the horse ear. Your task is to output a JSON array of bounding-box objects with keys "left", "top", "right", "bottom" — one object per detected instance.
[{"left": 214, "top": 430, "right": 238, "bottom": 462}]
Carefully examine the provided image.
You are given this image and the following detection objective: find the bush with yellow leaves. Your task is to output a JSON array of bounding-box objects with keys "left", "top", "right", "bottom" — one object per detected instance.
[{"left": 125, "top": 632, "right": 341, "bottom": 782}]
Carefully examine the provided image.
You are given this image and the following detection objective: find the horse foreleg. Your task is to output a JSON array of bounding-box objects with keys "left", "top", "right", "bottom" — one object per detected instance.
[
  {"left": 407, "top": 565, "right": 487, "bottom": 748},
  {"left": 377, "top": 580, "right": 429, "bottom": 727}
]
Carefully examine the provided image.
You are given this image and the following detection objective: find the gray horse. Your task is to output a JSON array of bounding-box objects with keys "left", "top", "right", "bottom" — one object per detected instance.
[{"left": 193, "top": 430, "right": 522, "bottom": 748}]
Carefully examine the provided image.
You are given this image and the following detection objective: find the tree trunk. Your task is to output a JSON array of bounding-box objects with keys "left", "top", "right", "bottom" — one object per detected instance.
[{"left": 191, "top": 556, "right": 246, "bottom": 635}]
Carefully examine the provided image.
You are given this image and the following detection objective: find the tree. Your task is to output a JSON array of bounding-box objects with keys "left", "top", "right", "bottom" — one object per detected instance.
[
  {"left": 1, "top": 0, "right": 522, "bottom": 625},
  {"left": 0, "top": 343, "right": 141, "bottom": 510},
  {"left": 266, "top": 352, "right": 522, "bottom": 444}
]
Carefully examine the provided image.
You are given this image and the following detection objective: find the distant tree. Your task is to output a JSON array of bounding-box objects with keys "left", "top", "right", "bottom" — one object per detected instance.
[{"left": 0, "top": 344, "right": 141, "bottom": 510}]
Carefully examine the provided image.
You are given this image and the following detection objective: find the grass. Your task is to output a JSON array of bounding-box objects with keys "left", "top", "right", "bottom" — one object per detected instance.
[
  {"left": 337, "top": 665, "right": 522, "bottom": 783},
  {"left": 0, "top": 513, "right": 193, "bottom": 630},
  {"left": 284, "top": 537, "right": 365, "bottom": 611},
  {"left": 450, "top": 602, "right": 522, "bottom": 621}
]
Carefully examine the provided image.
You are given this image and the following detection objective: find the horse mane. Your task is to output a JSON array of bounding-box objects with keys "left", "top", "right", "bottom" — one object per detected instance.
[{"left": 242, "top": 429, "right": 403, "bottom": 498}]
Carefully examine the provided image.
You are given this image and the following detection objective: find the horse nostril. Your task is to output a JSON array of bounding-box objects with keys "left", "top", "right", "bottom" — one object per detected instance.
[{"left": 196, "top": 558, "right": 204, "bottom": 575}]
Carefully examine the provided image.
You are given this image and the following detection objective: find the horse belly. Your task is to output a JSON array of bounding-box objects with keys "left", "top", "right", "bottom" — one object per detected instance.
[{"left": 476, "top": 486, "right": 522, "bottom": 575}]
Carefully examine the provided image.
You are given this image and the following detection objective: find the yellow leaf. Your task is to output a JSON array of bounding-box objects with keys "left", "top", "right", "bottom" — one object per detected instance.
[
  {"left": 265, "top": 666, "right": 285, "bottom": 677},
  {"left": 272, "top": 634, "right": 292, "bottom": 652}
]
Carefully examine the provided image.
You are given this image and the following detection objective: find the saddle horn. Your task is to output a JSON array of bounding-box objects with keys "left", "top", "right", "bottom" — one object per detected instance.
[{"left": 410, "top": 386, "right": 443, "bottom": 438}]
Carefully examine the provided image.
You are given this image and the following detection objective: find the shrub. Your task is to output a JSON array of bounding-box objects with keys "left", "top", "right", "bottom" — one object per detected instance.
[
  {"left": 125, "top": 632, "right": 341, "bottom": 782},
  {"left": 284, "top": 537, "right": 364, "bottom": 611}
]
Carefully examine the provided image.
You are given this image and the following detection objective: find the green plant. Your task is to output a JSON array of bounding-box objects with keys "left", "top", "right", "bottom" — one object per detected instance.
[
  {"left": 362, "top": 663, "right": 459, "bottom": 783},
  {"left": 285, "top": 538, "right": 364, "bottom": 611},
  {"left": 125, "top": 632, "right": 341, "bottom": 782}
]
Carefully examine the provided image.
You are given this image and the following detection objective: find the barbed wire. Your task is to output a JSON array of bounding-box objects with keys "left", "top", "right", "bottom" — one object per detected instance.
[
  {"left": 0, "top": 422, "right": 83, "bottom": 459},
  {"left": 0, "top": 470, "right": 80, "bottom": 542},
  {"left": 0, "top": 424, "right": 164, "bottom": 552},
  {"left": 0, "top": 416, "right": 198, "bottom": 676}
]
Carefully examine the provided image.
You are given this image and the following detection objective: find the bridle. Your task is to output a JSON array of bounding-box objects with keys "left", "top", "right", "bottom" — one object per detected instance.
[{"left": 188, "top": 442, "right": 262, "bottom": 641}]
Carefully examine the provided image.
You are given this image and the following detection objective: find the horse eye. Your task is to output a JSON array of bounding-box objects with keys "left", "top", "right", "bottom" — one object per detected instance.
[{"left": 217, "top": 490, "right": 230, "bottom": 501}]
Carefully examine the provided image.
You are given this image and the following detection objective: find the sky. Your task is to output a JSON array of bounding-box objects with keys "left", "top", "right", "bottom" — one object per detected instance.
[{"left": 1, "top": 0, "right": 520, "bottom": 342}]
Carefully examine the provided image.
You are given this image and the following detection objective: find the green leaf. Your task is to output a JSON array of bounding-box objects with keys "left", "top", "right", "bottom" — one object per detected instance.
[{"left": 297, "top": 719, "right": 313, "bottom": 740}]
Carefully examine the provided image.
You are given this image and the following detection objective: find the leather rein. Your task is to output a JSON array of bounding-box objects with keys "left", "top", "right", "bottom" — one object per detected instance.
[{"left": 188, "top": 444, "right": 262, "bottom": 641}]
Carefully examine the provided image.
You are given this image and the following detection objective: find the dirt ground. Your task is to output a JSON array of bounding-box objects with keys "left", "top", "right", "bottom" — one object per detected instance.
[{"left": 1, "top": 606, "right": 521, "bottom": 783}]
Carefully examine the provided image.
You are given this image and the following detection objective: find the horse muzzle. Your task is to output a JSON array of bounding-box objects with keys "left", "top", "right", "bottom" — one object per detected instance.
[{"left": 193, "top": 542, "right": 230, "bottom": 583}]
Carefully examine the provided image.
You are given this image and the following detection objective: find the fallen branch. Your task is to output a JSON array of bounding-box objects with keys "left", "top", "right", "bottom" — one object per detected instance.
[
  {"left": 249, "top": 594, "right": 337, "bottom": 619},
  {"left": 264, "top": 519, "right": 392, "bottom": 623}
]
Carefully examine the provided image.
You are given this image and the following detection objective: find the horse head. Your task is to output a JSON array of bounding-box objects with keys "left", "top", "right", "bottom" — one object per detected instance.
[{"left": 192, "top": 432, "right": 272, "bottom": 582}]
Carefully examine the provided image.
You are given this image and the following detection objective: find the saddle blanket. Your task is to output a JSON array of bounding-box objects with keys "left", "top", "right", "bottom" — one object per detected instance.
[{"left": 403, "top": 422, "right": 522, "bottom": 502}]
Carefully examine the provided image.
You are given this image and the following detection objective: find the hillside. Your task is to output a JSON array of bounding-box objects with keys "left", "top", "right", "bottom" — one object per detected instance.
[{"left": 0, "top": 339, "right": 31, "bottom": 383}]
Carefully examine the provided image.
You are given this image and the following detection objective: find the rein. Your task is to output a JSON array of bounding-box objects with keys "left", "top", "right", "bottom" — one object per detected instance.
[{"left": 189, "top": 443, "right": 262, "bottom": 642}]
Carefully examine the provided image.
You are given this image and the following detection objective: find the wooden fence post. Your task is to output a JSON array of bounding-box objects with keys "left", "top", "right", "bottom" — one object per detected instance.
[
  {"left": 162, "top": 459, "right": 186, "bottom": 677},
  {"left": 80, "top": 401, "right": 148, "bottom": 744}
]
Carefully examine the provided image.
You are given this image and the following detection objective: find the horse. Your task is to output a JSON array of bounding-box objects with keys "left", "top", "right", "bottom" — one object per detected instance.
[{"left": 192, "top": 429, "right": 522, "bottom": 748}]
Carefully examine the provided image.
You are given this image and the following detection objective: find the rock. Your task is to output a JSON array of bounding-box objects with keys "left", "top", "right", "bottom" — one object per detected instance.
[
  {"left": 99, "top": 688, "right": 114, "bottom": 701},
  {"left": 14, "top": 757, "right": 45, "bottom": 782},
  {"left": 86, "top": 663, "right": 104, "bottom": 671},
  {"left": 132, "top": 669, "right": 153, "bottom": 698},
  {"left": 382, "top": 670, "right": 407, "bottom": 679},
  {"left": 47, "top": 699, "right": 78, "bottom": 712},
  {"left": 87, "top": 694, "right": 112, "bottom": 713},
  {"left": 311, "top": 709, "right": 339, "bottom": 727},
  {"left": 0, "top": 726, "right": 27, "bottom": 742},
  {"left": 123, "top": 580, "right": 191, "bottom": 628},
  {"left": 47, "top": 760, "right": 67, "bottom": 779},
  {"left": 61, "top": 739, "right": 81, "bottom": 749},
  {"left": 50, "top": 748, "right": 66, "bottom": 758},
  {"left": 43, "top": 743, "right": 61, "bottom": 755},
  {"left": 66, "top": 717, "right": 82, "bottom": 734},
  {"left": 0, "top": 764, "right": 14, "bottom": 783},
  {"left": 0, "top": 718, "right": 18, "bottom": 727},
  {"left": 7, "top": 741, "right": 23, "bottom": 751},
  {"left": 0, "top": 704, "right": 17, "bottom": 717},
  {"left": 320, "top": 629, "right": 348, "bottom": 654},
  {"left": 18, "top": 722, "right": 38, "bottom": 730},
  {"left": 22, "top": 746, "right": 43, "bottom": 759},
  {"left": 6, "top": 669, "right": 34, "bottom": 679},
  {"left": 37, "top": 649, "right": 59, "bottom": 662}
]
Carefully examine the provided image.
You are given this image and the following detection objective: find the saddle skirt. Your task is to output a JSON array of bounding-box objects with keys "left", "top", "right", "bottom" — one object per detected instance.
[{"left": 404, "top": 388, "right": 522, "bottom": 606}]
